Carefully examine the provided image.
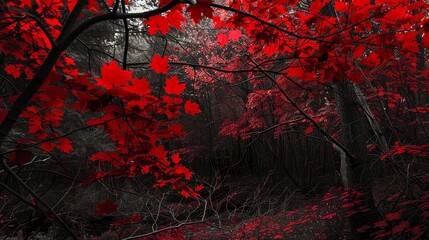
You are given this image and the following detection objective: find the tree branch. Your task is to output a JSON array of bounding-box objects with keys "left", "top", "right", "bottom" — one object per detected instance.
[
  {"left": 0, "top": 158, "right": 77, "bottom": 239},
  {"left": 247, "top": 58, "right": 357, "bottom": 162}
]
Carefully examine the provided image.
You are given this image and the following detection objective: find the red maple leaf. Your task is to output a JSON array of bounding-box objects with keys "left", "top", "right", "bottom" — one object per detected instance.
[
  {"left": 89, "top": 152, "right": 124, "bottom": 167},
  {"left": 171, "top": 153, "right": 181, "bottom": 164},
  {"left": 40, "top": 142, "right": 55, "bottom": 152},
  {"left": 84, "top": 0, "right": 100, "bottom": 11},
  {"left": 334, "top": 1, "right": 348, "bottom": 12},
  {"left": 4, "top": 64, "right": 22, "bottom": 79},
  {"left": 169, "top": 123, "right": 185, "bottom": 137},
  {"left": 195, "top": 184, "right": 204, "bottom": 191},
  {"left": 361, "top": 52, "right": 380, "bottom": 66},
  {"left": 67, "top": 0, "right": 78, "bottom": 12},
  {"left": 304, "top": 126, "right": 313, "bottom": 134},
  {"left": 21, "top": 0, "right": 32, "bottom": 8},
  {"left": 95, "top": 61, "right": 132, "bottom": 90},
  {"left": 145, "top": 15, "right": 170, "bottom": 35},
  {"left": 150, "top": 54, "right": 170, "bottom": 74},
  {"left": 166, "top": 7, "right": 185, "bottom": 30},
  {"left": 94, "top": 199, "right": 118, "bottom": 215},
  {"left": 149, "top": 145, "right": 168, "bottom": 161},
  {"left": 184, "top": 100, "right": 201, "bottom": 116},
  {"left": 124, "top": 77, "right": 151, "bottom": 95},
  {"left": 217, "top": 33, "right": 228, "bottom": 47},
  {"left": 309, "top": 0, "right": 328, "bottom": 14},
  {"left": 228, "top": 30, "right": 242, "bottom": 42},
  {"left": 63, "top": 56, "right": 75, "bottom": 65},
  {"left": 175, "top": 165, "right": 192, "bottom": 180},
  {"left": 187, "top": 0, "right": 213, "bottom": 23},
  {"left": 180, "top": 189, "right": 191, "bottom": 198},
  {"left": 164, "top": 75, "right": 186, "bottom": 95},
  {"left": 57, "top": 137, "right": 73, "bottom": 153}
]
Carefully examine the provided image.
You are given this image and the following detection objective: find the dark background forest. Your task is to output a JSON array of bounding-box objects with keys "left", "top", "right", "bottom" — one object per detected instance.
[{"left": 0, "top": 0, "right": 428, "bottom": 239}]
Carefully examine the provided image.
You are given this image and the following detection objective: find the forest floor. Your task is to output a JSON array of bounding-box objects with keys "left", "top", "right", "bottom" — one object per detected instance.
[{"left": 0, "top": 176, "right": 424, "bottom": 239}]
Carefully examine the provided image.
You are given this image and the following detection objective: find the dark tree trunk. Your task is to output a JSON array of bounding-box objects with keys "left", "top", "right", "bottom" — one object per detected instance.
[{"left": 334, "top": 80, "right": 380, "bottom": 239}]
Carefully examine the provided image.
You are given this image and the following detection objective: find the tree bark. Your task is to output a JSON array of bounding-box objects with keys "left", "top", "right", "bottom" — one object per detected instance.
[{"left": 334, "top": 79, "right": 379, "bottom": 240}]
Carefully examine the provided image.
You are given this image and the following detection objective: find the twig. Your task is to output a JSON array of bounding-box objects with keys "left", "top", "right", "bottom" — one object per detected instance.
[
  {"left": 123, "top": 220, "right": 207, "bottom": 240},
  {"left": 0, "top": 158, "right": 77, "bottom": 239}
]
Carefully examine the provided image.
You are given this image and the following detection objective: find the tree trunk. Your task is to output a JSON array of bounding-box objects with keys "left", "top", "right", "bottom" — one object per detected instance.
[{"left": 334, "top": 80, "right": 379, "bottom": 240}]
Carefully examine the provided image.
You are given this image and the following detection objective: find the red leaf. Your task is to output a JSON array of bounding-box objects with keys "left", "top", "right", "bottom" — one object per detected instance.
[
  {"left": 334, "top": 1, "right": 348, "bottom": 12},
  {"left": 124, "top": 77, "right": 151, "bottom": 95},
  {"left": 40, "top": 142, "right": 55, "bottom": 152},
  {"left": 320, "top": 213, "right": 336, "bottom": 220},
  {"left": 4, "top": 64, "right": 22, "bottom": 79},
  {"left": 64, "top": 56, "right": 75, "bottom": 65},
  {"left": 145, "top": 15, "right": 170, "bottom": 35},
  {"left": 180, "top": 189, "right": 191, "bottom": 198},
  {"left": 88, "top": 0, "right": 101, "bottom": 11},
  {"left": 169, "top": 123, "right": 185, "bottom": 137},
  {"left": 373, "top": 220, "right": 388, "bottom": 228},
  {"left": 377, "top": 49, "right": 394, "bottom": 61},
  {"left": 175, "top": 165, "right": 192, "bottom": 180},
  {"left": 288, "top": 0, "right": 297, "bottom": 7},
  {"left": 305, "top": 126, "right": 313, "bottom": 134},
  {"left": 411, "top": 226, "right": 422, "bottom": 236},
  {"left": 166, "top": 8, "right": 185, "bottom": 30},
  {"left": 149, "top": 145, "right": 167, "bottom": 161},
  {"left": 150, "top": 54, "right": 170, "bottom": 74},
  {"left": 228, "top": 30, "right": 242, "bottom": 42},
  {"left": 217, "top": 33, "right": 228, "bottom": 47},
  {"left": 171, "top": 153, "right": 181, "bottom": 164},
  {"left": 89, "top": 152, "right": 124, "bottom": 167},
  {"left": 94, "top": 199, "right": 118, "bottom": 215},
  {"left": 353, "top": 45, "right": 366, "bottom": 58},
  {"left": 357, "top": 225, "right": 372, "bottom": 234},
  {"left": 349, "top": 71, "right": 363, "bottom": 84},
  {"left": 67, "top": 0, "right": 78, "bottom": 12},
  {"left": 361, "top": 52, "right": 380, "bottom": 66},
  {"left": 385, "top": 211, "right": 402, "bottom": 221},
  {"left": 184, "top": 100, "right": 201, "bottom": 116},
  {"left": 187, "top": 0, "right": 213, "bottom": 23},
  {"left": 21, "top": 0, "right": 32, "bottom": 8},
  {"left": 95, "top": 61, "right": 132, "bottom": 89},
  {"left": 341, "top": 202, "right": 355, "bottom": 208},
  {"left": 309, "top": 0, "right": 328, "bottom": 14},
  {"left": 392, "top": 221, "right": 409, "bottom": 235},
  {"left": 0, "top": 108, "right": 7, "bottom": 124},
  {"left": 57, "top": 137, "right": 73, "bottom": 153},
  {"left": 164, "top": 75, "right": 186, "bottom": 95},
  {"left": 195, "top": 184, "right": 204, "bottom": 191}
]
